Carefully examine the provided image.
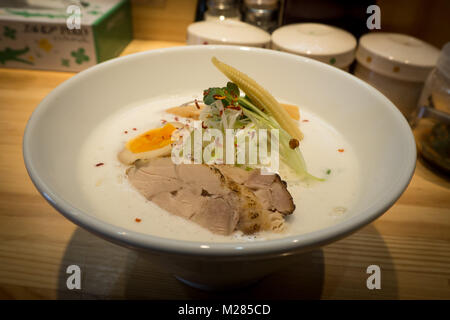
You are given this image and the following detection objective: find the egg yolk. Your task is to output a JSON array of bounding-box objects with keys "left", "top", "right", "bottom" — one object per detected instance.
[{"left": 126, "top": 123, "right": 176, "bottom": 153}]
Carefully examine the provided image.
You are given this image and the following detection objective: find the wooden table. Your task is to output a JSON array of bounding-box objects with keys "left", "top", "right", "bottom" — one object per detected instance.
[{"left": 0, "top": 40, "right": 449, "bottom": 300}]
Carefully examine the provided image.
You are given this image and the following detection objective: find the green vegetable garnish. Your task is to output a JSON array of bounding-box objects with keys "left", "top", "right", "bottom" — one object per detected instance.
[
  {"left": 211, "top": 57, "right": 304, "bottom": 141},
  {"left": 200, "top": 57, "right": 322, "bottom": 181}
]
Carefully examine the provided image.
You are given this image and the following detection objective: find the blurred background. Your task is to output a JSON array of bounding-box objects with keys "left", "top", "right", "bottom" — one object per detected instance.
[{"left": 130, "top": 0, "right": 449, "bottom": 48}]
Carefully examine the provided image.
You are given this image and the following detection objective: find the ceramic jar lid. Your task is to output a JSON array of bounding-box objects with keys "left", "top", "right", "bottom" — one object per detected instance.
[
  {"left": 356, "top": 33, "right": 440, "bottom": 82},
  {"left": 187, "top": 20, "right": 271, "bottom": 48},
  {"left": 271, "top": 23, "right": 357, "bottom": 68}
]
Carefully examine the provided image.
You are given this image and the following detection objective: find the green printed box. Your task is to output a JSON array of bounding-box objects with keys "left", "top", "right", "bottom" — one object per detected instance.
[{"left": 0, "top": 0, "right": 132, "bottom": 72}]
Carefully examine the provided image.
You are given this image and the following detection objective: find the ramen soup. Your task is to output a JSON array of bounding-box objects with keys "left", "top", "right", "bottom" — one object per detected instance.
[{"left": 77, "top": 93, "right": 360, "bottom": 242}]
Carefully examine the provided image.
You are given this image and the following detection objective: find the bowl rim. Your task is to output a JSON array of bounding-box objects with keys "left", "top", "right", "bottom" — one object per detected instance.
[{"left": 23, "top": 45, "right": 416, "bottom": 258}]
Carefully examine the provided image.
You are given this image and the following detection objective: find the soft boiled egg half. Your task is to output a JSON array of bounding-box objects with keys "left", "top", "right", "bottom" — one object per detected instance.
[{"left": 118, "top": 123, "right": 177, "bottom": 165}]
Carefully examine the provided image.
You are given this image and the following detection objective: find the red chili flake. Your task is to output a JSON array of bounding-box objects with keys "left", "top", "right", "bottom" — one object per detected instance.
[
  {"left": 302, "top": 119, "right": 309, "bottom": 122},
  {"left": 219, "top": 110, "right": 223, "bottom": 116},
  {"left": 228, "top": 105, "right": 241, "bottom": 111},
  {"left": 194, "top": 99, "right": 201, "bottom": 109},
  {"left": 124, "top": 130, "right": 128, "bottom": 134},
  {"left": 95, "top": 162, "right": 104, "bottom": 167},
  {"left": 161, "top": 119, "right": 167, "bottom": 124},
  {"left": 133, "top": 128, "right": 137, "bottom": 131},
  {"left": 202, "top": 122, "right": 207, "bottom": 129},
  {"left": 174, "top": 116, "right": 179, "bottom": 121},
  {"left": 338, "top": 148, "right": 345, "bottom": 153},
  {"left": 135, "top": 218, "right": 142, "bottom": 223},
  {"left": 203, "top": 89, "right": 210, "bottom": 96}
]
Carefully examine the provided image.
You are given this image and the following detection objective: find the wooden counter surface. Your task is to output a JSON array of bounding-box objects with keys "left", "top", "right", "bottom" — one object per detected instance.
[{"left": 0, "top": 40, "right": 449, "bottom": 300}]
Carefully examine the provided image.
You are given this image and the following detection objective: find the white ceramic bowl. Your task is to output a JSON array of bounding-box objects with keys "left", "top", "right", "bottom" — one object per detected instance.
[{"left": 23, "top": 46, "right": 416, "bottom": 290}]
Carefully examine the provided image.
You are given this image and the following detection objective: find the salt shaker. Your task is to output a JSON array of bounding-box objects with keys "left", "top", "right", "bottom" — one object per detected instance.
[
  {"left": 243, "top": 0, "right": 279, "bottom": 33},
  {"left": 204, "top": 0, "right": 241, "bottom": 21}
]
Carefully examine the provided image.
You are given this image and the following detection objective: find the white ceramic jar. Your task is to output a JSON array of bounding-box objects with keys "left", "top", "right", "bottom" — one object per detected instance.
[
  {"left": 271, "top": 23, "right": 357, "bottom": 70},
  {"left": 186, "top": 20, "right": 271, "bottom": 48},
  {"left": 355, "top": 33, "right": 440, "bottom": 119}
]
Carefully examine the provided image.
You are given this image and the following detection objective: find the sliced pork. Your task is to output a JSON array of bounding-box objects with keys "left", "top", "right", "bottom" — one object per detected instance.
[{"left": 127, "top": 157, "right": 295, "bottom": 235}]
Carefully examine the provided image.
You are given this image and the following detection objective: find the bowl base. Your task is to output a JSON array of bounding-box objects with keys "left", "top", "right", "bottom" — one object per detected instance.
[{"left": 174, "top": 274, "right": 263, "bottom": 292}]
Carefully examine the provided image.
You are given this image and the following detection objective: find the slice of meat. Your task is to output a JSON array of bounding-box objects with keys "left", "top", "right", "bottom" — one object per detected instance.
[
  {"left": 211, "top": 165, "right": 295, "bottom": 215},
  {"left": 127, "top": 157, "right": 294, "bottom": 235}
]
